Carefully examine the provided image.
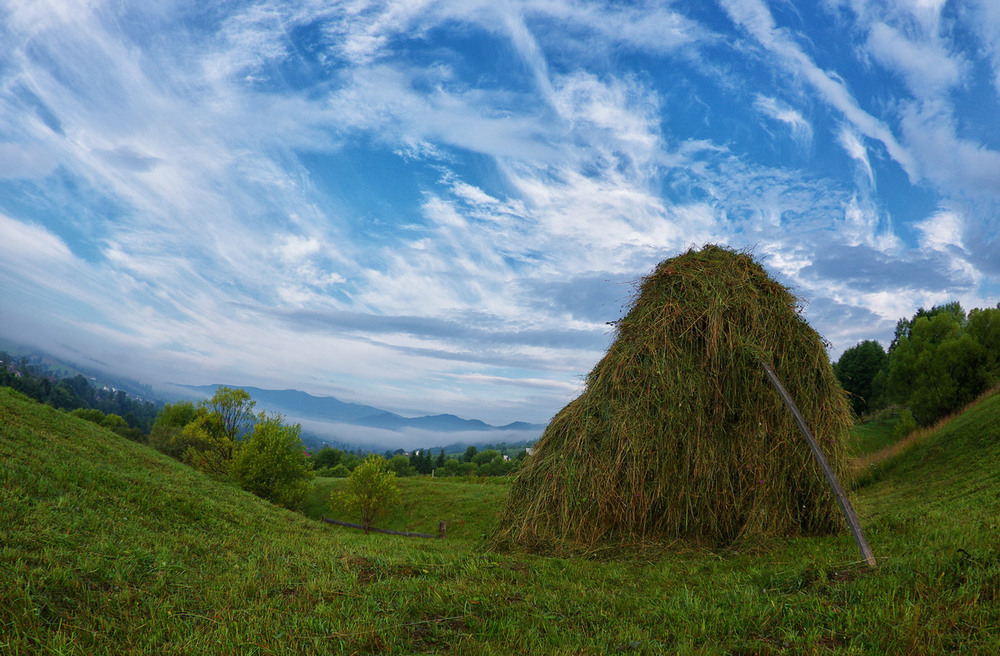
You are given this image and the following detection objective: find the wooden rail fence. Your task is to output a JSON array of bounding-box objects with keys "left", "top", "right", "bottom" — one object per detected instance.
[{"left": 321, "top": 515, "right": 447, "bottom": 539}]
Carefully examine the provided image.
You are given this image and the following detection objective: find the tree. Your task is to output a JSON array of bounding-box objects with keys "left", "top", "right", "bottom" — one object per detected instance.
[
  {"left": 834, "top": 340, "right": 888, "bottom": 416},
  {"left": 388, "top": 454, "right": 416, "bottom": 477},
  {"left": 889, "top": 302, "right": 965, "bottom": 353},
  {"left": 409, "top": 449, "right": 433, "bottom": 474},
  {"left": 472, "top": 449, "right": 503, "bottom": 466},
  {"left": 463, "top": 445, "right": 478, "bottom": 463},
  {"left": 885, "top": 312, "right": 987, "bottom": 425},
  {"left": 966, "top": 307, "right": 1000, "bottom": 381},
  {"left": 440, "top": 458, "right": 461, "bottom": 476},
  {"left": 230, "top": 412, "right": 314, "bottom": 509},
  {"left": 311, "top": 446, "right": 344, "bottom": 470},
  {"left": 149, "top": 402, "right": 198, "bottom": 459},
  {"left": 70, "top": 408, "right": 106, "bottom": 425},
  {"left": 206, "top": 386, "right": 256, "bottom": 440},
  {"left": 179, "top": 410, "right": 232, "bottom": 475},
  {"left": 335, "top": 455, "right": 400, "bottom": 532},
  {"left": 435, "top": 449, "right": 446, "bottom": 469}
]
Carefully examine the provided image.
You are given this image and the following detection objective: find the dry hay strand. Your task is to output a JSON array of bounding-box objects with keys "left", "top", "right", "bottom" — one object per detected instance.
[{"left": 490, "top": 245, "right": 853, "bottom": 554}]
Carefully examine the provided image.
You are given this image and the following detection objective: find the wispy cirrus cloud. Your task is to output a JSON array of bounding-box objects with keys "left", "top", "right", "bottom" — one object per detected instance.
[{"left": 1, "top": 0, "right": 999, "bottom": 436}]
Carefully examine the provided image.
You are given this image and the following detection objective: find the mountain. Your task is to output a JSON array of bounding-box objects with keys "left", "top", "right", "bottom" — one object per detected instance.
[
  {"left": 177, "top": 384, "right": 385, "bottom": 422},
  {"left": 176, "top": 384, "right": 545, "bottom": 434}
]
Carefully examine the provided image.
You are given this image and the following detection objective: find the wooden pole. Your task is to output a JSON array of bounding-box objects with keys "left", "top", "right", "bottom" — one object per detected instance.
[{"left": 759, "top": 360, "right": 877, "bottom": 569}]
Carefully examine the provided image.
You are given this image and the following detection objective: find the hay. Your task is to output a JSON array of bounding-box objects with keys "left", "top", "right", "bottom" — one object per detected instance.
[{"left": 491, "top": 245, "right": 853, "bottom": 553}]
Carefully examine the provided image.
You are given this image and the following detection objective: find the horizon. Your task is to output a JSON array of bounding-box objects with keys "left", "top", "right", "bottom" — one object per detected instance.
[{"left": 2, "top": 1, "right": 999, "bottom": 426}]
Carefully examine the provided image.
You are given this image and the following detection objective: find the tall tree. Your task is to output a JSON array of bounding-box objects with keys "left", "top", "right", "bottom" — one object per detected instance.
[
  {"left": 834, "top": 340, "right": 888, "bottom": 416},
  {"left": 207, "top": 386, "right": 256, "bottom": 440},
  {"left": 886, "top": 311, "right": 988, "bottom": 424}
]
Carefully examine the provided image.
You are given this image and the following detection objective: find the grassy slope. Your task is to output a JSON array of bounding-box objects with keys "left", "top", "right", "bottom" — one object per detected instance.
[{"left": 3, "top": 386, "right": 1000, "bottom": 655}]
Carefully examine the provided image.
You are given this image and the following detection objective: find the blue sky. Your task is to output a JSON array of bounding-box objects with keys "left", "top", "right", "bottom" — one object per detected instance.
[{"left": 1, "top": 0, "right": 999, "bottom": 426}]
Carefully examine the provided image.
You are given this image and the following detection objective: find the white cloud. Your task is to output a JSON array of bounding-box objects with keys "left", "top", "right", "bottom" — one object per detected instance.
[
  {"left": 0, "top": 143, "right": 59, "bottom": 178},
  {"left": 837, "top": 126, "right": 874, "bottom": 186},
  {"left": 865, "top": 21, "right": 963, "bottom": 98},
  {"left": 0, "top": 214, "right": 73, "bottom": 263},
  {"left": 719, "top": 0, "right": 919, "bottom": 180},
  {"left": 916, "top": 209, "right": 964, "bottom": 252},
  {"left": 968, "top": 0, "right": 1000, "bottom": 99},
  {"left": 753, "top": 95, "right": 813, "bottom": 144}
]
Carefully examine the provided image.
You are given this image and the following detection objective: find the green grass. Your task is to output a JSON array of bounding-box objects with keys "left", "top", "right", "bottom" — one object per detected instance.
[
  {"left": 303, "top": 476, "right": 509, "bottom": 541},
  {"left": 846, "top": 412, "right": 901, "bottom": 458},
  {"left": 3, "top": 385, "right": 1000, "bottom": 654}
]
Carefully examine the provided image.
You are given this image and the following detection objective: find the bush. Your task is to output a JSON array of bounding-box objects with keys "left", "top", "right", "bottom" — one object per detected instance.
[
  {"left": 230, "top": 413, "right": 313, "bottom": 510},
  {"left": 335, "top": 455, "right": 400, "bottom": 531},
  {"left": 388, "top": 454, "right": 416, "bottom": 477},
  {"left": 311, "top": 446, "right": 344, "bottom": 470},
  {"left": 316, "top": 464, "right": 351, "bottom": 478},
  {"left": 894, "top": 409, "right": 917, "bottom": 439}
]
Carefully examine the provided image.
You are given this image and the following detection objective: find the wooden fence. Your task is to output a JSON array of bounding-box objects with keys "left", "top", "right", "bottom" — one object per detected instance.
[{"left": 321, "top": 515, "right": 446, "bottom": 539}]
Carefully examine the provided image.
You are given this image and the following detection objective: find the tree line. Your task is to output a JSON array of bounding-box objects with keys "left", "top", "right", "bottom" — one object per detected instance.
[
  {"left": 0, "top": 352, "right": 159, "bottom": 438},
  {"left": 310, "top": 443, "right": 529, "bottom": 479},
  {"left": 833, "top": 302, "right": 1000, "bottom": 426}
]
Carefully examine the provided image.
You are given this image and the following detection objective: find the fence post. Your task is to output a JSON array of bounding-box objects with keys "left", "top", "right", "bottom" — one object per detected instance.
[{"left": 438, "top": 521, "right": 447, "bottom": 539}]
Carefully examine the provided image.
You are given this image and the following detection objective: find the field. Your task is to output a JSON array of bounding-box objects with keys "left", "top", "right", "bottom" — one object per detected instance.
[{"left": 2, "top": 385, "right": 1000, "bottom": 654}]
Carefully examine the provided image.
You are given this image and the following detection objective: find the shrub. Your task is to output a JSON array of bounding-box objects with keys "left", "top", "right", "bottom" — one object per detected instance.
[
  {"left": 893, "top": 409, "right": 918, "bottom": 439},
  {"left": 230, "top": 413, "right": 313, "bottom": 510}
]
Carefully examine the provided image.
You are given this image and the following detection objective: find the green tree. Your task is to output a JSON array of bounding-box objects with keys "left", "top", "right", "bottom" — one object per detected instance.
[
  {"left": 149, "top": 401, "right": 198, "bottom": 459},
  {"left": 966, "top": 307, "right": 1000, "bottom": 381},
  {"left": 70, "top": 408, "right": 106, "bottom": 425},
  {"left": 889, "top": 302, "right": 965, "bottom": 353},
  {"left": 311, "top": 446, "right": 344, "bottom": 470},
  {"left": 834, "top": 340, "right": 888, "bottom": 416},
  {"left": 886, "top": 312, "right": 987, "bottom": 425},
  {"left": 206, "top": 386, "right": 256, "bottom": 440},
  {"left": 463, "top": 445, "right": 478, "bottom": 463},
  {"left": 335, "top": 455, "right": 400, "bottom": 532},
  {"left": 409, "top": 449, "right": 433, "bottom": 475},
  {"left": 230, "top": 412, "right": 314, "bottom": 510},
  {"left": 472, "top": 449, "right": 502, "bottom": 466},
  {"left": 340, "top": 453, "right": 362, "bottom": 471},
  {"left": 435, "top": 449, "right": 446, "bottom": 469},
  {"left": 388, "top": 454, "right": 416, "bottom": 477},
  {"left": 180, "top": 410, "right": 232, "bottom": 475}
]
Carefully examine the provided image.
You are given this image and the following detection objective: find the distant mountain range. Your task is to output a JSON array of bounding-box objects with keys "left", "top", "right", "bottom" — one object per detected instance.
[{"left": 176, "top": 384, "right": 546, "bottom": 435}]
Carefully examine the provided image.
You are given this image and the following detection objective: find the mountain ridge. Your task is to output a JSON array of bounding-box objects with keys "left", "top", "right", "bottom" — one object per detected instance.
[{"left": 175, "top": 384, "right": 546, "bottom": 434}]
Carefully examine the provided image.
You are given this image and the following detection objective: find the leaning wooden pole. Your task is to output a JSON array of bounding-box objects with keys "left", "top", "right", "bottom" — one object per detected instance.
[{"left": 759, "top": 360, "right": 877, "bottom": 569}]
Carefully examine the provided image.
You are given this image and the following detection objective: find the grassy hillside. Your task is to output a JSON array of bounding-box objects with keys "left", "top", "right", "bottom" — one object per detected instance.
[{"left": 2, "top": 385, "right": 999, "bottom": 654}]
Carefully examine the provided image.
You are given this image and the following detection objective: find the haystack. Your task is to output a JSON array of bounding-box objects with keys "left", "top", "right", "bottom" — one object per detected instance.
[{"left": 492, "top": 245, "right": 853, "bottom": 553}]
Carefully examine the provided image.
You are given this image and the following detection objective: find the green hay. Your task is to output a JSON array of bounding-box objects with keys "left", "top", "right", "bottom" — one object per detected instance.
[{"left": 491, "top": 245, "right": 853, "bottom": 554}]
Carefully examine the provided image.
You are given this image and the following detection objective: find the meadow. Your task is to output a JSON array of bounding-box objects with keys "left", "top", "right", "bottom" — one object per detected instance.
[{"left": 2, "top": 385, "right": 999, "bottom": 654}]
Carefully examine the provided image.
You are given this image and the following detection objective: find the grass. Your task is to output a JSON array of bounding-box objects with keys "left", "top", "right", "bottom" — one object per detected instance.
[
  {"left": 302, "top": 476, "right": 510, "bottom": 541},
  {"left": 3, "top": 385, "right": 1000, "bottom": 654},
  {"left": 845, "top": 411, "right": 902, "bottom": 458}
]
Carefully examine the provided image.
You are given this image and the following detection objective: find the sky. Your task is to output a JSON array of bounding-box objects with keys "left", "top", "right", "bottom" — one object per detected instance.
[{"left": 1, "top": 0, "right": 999, "bottom": 427}]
